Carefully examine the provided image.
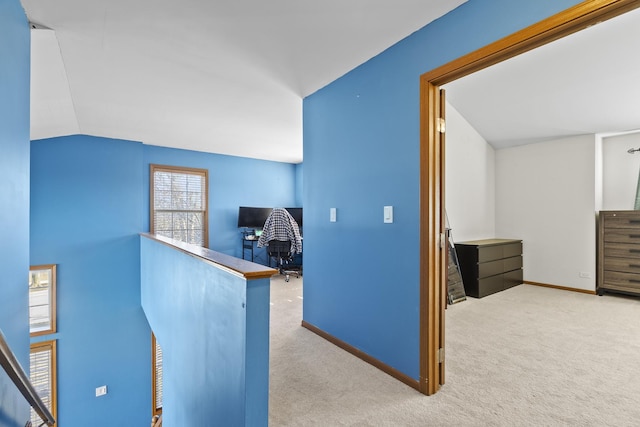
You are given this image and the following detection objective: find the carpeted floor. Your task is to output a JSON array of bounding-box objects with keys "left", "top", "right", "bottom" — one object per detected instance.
[{"left": 269, "top": 277, "right": 640, "bottom": 426}]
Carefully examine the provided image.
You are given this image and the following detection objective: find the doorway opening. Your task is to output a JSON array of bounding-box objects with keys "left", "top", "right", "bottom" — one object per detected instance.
[{"left": 419, "top": 0, "right": 640, "bottom": 396}]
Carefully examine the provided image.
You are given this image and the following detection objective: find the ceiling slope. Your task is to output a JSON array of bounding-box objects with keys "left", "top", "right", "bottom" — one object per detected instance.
[
  {"left": 445, "top": 6, "right": 640, "bottom": 149},
  {"left": 23, "top": 0, "right": 466, "bottom": 163}
]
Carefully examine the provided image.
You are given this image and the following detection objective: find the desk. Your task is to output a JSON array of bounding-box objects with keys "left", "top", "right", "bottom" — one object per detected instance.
[{"left": 242, "top": 236, "right": 261, "bottom": 263}]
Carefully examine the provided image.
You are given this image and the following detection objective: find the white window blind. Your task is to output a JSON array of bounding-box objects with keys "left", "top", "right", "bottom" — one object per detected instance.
[
  {"left": 30, "top": 341, "right": 56, "bottom": 427},
  {"left": 151, "top": 165, "right": 208, "bottom": 247},
  {"left": 155, "top": 339, "right": 163, "bottom": 412}
]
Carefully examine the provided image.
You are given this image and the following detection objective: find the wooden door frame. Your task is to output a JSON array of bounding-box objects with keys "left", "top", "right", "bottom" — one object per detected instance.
[{"left": 419, "top": 0, "right": 640, "bottom": 395}]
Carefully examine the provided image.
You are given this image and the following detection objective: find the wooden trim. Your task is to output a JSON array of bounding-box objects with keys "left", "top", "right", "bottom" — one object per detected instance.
[
  {"left": 29, "top": 264, "right": 57, "bottom": 337},
  {"left": 150, "top": 163, "right": 210, "bottom": 248},
  {"left": 151, "top": 333, "right": 162, "bottom": 417},
  {"left": 30, "top": 339, "right": 57, "bottom": 427},
  {"left": 301, "top": 321, "right": 420, "bottom": 391},
  {"left": 419, "top": 78, "right": 446, "bottom": 395},
  {"left": 419, "top": 0, "right": 639, "bottom": 396},
  {"left": 141, "top": 233, "right": 278, "bottom": 280},
  {"left": 438, "top": 88, "right": 447, "bottom": 388},
  {"left": 422, "top": 0, "right": 640, "bottom": 87},
  {"left": 524, "top": 281, "right": 597, "bottom": 295}
]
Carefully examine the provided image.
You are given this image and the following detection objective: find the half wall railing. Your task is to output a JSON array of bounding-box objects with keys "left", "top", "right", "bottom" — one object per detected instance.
[{"left": 0, "top": 327, "right": 55, "bottom": 427}]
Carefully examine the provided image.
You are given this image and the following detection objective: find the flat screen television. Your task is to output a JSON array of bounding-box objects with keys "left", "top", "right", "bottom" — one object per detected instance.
[
  {"left": 237, "top": 207, "right": 272, "bottom": 229},
  {"left": 237, "top": 206, "right": 303, "bottom": 229},
  {"left": 285, "top": 207, "right": 302, "bottom": 227}
]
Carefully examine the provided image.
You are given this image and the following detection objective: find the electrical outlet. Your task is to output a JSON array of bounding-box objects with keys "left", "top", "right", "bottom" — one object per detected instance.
[
  {"left": 579, "top": 272, "right": 592, "bottom": 279},
  {"left": 96, "top": 385, "right": 107, "bottom": 397}
]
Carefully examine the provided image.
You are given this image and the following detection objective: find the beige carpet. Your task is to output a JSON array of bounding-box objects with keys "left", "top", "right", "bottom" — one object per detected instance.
[{"left": 269, "top": 277, "right": 640, "bottom": 426}]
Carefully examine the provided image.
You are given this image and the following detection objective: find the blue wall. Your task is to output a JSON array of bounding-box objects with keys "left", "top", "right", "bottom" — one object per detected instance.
[
  {"left": 143, "top": 145, "right": 298, "bottom": 260},
  {"left": 29, "top": 135, "right": 297, "bottom": 425},
  {"left": 0, "top": 2, "right": 31, "bottom": 426},
  {"left": 302, "top": 0, "right": 583, "bottom": 380},
  {"left": 30, "top": 136, "right": 149, "bottom": 426},
  {"left": 141, "top": 236, "right": 270, "bottom": 426},
  {"left": 295, "top": 163, "right": 303, "bottom": 207}
]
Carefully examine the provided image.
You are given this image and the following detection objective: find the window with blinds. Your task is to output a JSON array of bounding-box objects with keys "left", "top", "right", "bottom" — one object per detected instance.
[
  {"left": 152, "top": 334, "right": 163, "bottom": 415},
  {"left": 150, "top": 164, "right": 209, "bottom": 247},
  {"left": 29, "top": 265, "right": 57, "bottom": 336},
  {"left": 30, "top": 340, "right": 57, "bottom": 427}
]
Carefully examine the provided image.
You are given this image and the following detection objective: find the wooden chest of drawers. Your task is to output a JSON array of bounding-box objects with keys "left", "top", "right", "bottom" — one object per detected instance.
[
  {"left": 598, "top": 210, "right": 640, "bottom": 296},
  {"left": 454, "top": 239, "right": 523, "bottom": 298}
]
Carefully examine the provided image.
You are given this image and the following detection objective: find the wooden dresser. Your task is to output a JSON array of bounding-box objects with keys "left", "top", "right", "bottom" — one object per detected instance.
[
  {"left": 598, "top": 210, "right": 640, "bottom": 297},
  {"left": 454, "top": 239, "right": 523, "bottom": 298}
]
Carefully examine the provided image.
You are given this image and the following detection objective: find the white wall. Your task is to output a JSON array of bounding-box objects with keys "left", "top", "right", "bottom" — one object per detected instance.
[
  {"left": 602, "top": 132, "right": 640, "bottom": 210},
  {"left": 495, "top": 135, "right": 597, "bottom": 291},
  {"left": 445, "top": 103, "right": 496, "bottom": 242}
]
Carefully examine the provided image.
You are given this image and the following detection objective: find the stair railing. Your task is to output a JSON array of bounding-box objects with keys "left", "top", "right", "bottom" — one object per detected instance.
[{"left": 0, "top": 327, "right": 55, "bottom": 427}]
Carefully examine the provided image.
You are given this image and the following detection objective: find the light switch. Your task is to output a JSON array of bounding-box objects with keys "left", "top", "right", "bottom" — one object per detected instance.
[
  {"left": 330, "top": 208, "right": 337, "bottom": 222},
  {"left": 96, "top": 385, "right": 107, "bottom": 397},
  {"left": 384, "top": 206, "right": 393, "bottom": 223}
]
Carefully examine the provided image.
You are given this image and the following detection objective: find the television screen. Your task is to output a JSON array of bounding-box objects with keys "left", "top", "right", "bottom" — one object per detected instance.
[
  {"left": 285, "top": 207, "right": 302, "bottom": 227},
  {"left": 237, "top": 207, "right": 272, "bottom": 229},
  {"left": 237, "top": 206, "right": 303, "bottom": 229}
]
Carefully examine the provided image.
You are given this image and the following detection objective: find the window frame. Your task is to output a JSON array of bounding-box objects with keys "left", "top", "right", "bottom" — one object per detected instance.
[
  {"left": 29, "top": 264, "right": 57, "bottom": 337},
  {"left": 30, "top": 340, "right": 57, "bottom": 427},
  {"left": 150, "top": 164, "right": 209, "bottom": 247},
  {"left": 151, "top": 333, "right": 163, "bottom": 417}
]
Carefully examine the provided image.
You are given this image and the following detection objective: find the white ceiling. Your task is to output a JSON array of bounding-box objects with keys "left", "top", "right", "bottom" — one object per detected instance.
[
  {"left": 23, "top": 0, "right": 467, "bottom": 163},
  {"left": 445, "top": 6, "right": 640, "bottom": 149}
]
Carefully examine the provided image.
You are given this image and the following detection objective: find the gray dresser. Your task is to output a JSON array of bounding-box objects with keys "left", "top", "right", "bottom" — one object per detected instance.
[
  {"left": 598, "top": 210, "right": 640, "bottom": 296},
  {"left": 454, "top": 238, "right": 523, "bottom": 298}
]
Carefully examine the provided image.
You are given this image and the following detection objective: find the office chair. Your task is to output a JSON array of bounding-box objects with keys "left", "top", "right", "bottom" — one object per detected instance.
[
  {"left": 267, "top": 240, "right": 300, "bottom": 282},
  {"left": 258, "top": 208, "right": 303, "bottom": 282}
]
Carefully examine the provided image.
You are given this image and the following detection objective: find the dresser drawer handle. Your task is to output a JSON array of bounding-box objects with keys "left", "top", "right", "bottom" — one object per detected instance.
[
  {"left": 631, "top": 279, "right": 640, "bottom": 284},
  {"left": 630, "top": 249, "right": 640, "bottom": 253},
  {"left": 630, "top": 235, "right": 640, "bottom": 239},
  {"left": 630, "top": 264, "right": 640, "bottom": 269},
  {"left": 630, "top": 220, "right": 640, "bottom": 224}
]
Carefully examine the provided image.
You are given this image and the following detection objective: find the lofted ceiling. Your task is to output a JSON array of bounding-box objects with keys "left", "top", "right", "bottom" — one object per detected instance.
[
  {"left": 444, "top": 6, "right": 640, "bottom": 149},
  {"left": 23, "top": 0, "right": 467, "bottom": 163}
]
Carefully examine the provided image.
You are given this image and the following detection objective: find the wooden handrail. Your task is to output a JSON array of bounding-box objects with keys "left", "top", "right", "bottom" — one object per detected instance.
[
  {"left": 141, "top": 233, "right": 278, "bottom": 279},
  {"left": 0, "top": 328, "right": 55, "bottom": 427}
]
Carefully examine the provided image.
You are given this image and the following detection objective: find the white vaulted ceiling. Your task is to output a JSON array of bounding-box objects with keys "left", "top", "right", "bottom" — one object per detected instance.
[
  {"left": 445, "top": 6, "right": 640, "bottom": 148},
  {"left": 23, "top": 0, "right": 467, "bottom": 163}
]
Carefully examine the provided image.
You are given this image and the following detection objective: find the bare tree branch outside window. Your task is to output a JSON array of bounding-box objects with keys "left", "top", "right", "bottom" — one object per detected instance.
[{"left": 150, "top": 166, "right": 208, "bottom": 247}]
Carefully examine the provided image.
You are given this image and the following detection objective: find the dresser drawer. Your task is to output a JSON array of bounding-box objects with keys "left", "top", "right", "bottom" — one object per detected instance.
[
  {"left": 602, "top": 270, "right": 640, "bottom": 292},
  {"left": 477, "top": 256, "right": 522, "bottom": 278},
  {"left": 474, "top": 268, "right": 523, "bottom": 298},
  {"left": 476, "top": 274, "right": 504, "bottom": 297},
  {"left": 604, "top": 257, "right": 640, "bottom": 274},
  {"left": 603, "top": 229, "right": 640, "bottom": 244},
  {"left": 604, "top": 242, "right": 640, "bottom": 258},
  {"left": 477, "top": 242, "right": 522, "bottom": 263},
  {"left": 602, "top": 211, "right": 640, "bottom": 229},
  {"left": 504, "top": 268, "right": 523, "bottom": 289}
]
